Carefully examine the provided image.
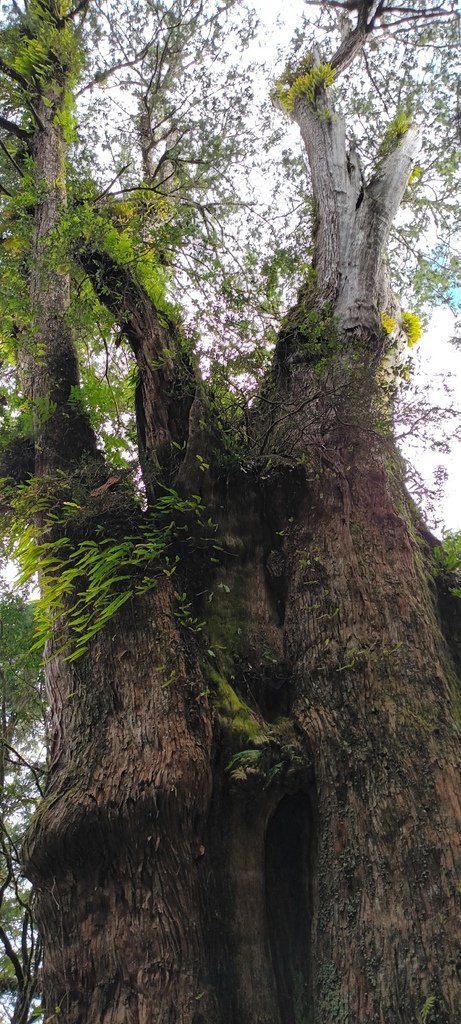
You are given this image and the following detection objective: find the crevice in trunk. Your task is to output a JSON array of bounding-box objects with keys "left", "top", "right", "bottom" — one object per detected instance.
[{"left": 265, "top": 792, "right": 314, "bottom": 1024}]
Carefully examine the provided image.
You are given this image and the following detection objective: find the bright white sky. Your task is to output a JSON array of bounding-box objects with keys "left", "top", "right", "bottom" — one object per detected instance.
[
  {"left": 410, "top": 309, "right": 461, "bottom": 531},
  {"left": 253, "top": 0, "right": 461, "bottom": 533}
]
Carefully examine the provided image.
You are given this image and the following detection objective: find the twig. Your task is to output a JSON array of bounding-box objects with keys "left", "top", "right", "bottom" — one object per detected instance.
[
  {"left": 0, "top": 116, "right": 30, "bottom": 143},
  {"left": 1, "top": 740, "right": 45, "bottom": 796},
  {"left": 0, "top": 137, "right": 26, "bottom": 178}
]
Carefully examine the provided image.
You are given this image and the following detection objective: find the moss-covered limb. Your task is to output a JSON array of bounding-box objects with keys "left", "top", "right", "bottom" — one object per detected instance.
[
  {"left": 78, "top": 245, "right": 199, "bottom": 494},
  {"left": 208, "top": 669, "right": 267, "bottom": 747},
  {"left": 77, "top": 246, "right": 178, "bottom": 350},
  {"left": 5, "top": 1, "right": 99, "bottom": 477},
  {"left": 377, "top": 110, "right": 412, "bottom": 160},
  {"left": 26, "top": 132, "right": 99, "bottom": 473}
]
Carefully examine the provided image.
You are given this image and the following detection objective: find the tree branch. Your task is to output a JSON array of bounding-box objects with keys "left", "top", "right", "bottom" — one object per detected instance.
[
  {"left": 0, "top": 137, "right": 26, "bottom": 178},
  {"left": 0, "top": 115, "right": 30, "bottom": 142},
  {"left": 76, "top": 38, "right": 156, "bottom": 96},
  {"left": 64, "top": 0, "right": 90, "bottom": 23},
  {"left": 0, "top": 927, "right": 24, "bottom": 988},
  {"left": 0, "top": 867, "right": 12, "bottom": 909},
  {"left": 362, "top": 46, "right": 390, "bottom": 113},
  {"left": 92, "top": 163, "right": 132, "bottom": 203},
  {"left": 78, "top": 247, "right": 196, "bottom": 499},
  {"left": 315, "top": 0, "right": 456, "bottom": 79},
  {"left": 368, "top": 124, "right": 421, "bottom": 230},
  {"left": 0, "top": 59, "right": 29, "bottom": 92},
  {"left": 1, "top": 740, "right": 45, "bottom": 795},
  {"left": 330, "top": 24, "right": 367, "bottom": 77},
  {"left": 0, "top": 63, "right": 47, "bottom": 131}
]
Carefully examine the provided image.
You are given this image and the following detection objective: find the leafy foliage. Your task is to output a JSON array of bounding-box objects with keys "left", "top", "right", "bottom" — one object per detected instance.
[
  {"left": 0, "top": 3, "right": 459, "bottom": 1019},
  {"left": 70, "top": 0, "right": 281, "bottom": 352},
  {"left": 380, "top": 312, "right": 397, "bottom": 335},
  {"left": 0, "top": 0, "right": 290, "bottom": 438},
  {"left": 419, "top": 994, "right": 436, "bottom": 1023},
  {"left": 380, "top": 309, "right": 422, "bottom": 348},
  {"left": 0, "top": 589, "right": 44, "bottom": 1022},
  {"left": 435, "top": 531, "right": 461, "bottom": 594},
  {"left": 225, "top": 747, "right": 262, "bottom": 781}
]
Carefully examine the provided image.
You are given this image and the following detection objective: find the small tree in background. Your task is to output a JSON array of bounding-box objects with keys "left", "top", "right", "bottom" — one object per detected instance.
[{"left": 0, "top": 590, "right": 44, "bottom": 1024}]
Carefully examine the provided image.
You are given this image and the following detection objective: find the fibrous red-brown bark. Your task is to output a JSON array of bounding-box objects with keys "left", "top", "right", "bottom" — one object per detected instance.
[
  {"left": 25, "top": 369, "right": 461, "bottom": 1023},
  {"left": 254, "top": 356, "right": 461, "bottom": 1022},
  {"left": 14, "top": 6, "right": 461, "bottom": 1024}
]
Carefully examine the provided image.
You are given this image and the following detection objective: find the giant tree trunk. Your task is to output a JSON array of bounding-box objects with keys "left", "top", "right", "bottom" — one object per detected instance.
[
  {"left": 16, "top": 11, "right": 461, "bottom": 1024},
  {"left": 23, "top": 357, "right": 461, "bottom": 1024}
]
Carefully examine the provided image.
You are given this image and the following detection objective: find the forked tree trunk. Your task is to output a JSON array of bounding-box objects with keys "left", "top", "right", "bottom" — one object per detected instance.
[
  {"left": 294, "top": 80, "right": 420, "bottom": 336},
  {"left": 18, "top": 19, "right": 461, "bottom": 1024}
]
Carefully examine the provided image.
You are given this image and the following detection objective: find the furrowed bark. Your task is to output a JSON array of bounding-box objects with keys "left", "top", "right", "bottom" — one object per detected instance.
[
  {"left": 23, "top": 584, "right": 217, "bottom": 1024},
  {"left": 246, "top": 348, "right": 461, "bottom": 1022},
  {"left": 16, "top": 24, "right": 217, "bottom": 1022},
  {"left": 22, "top": 111, "right": 216, "bottom": 1024},
  {"left": 16, "top": 11, "right": 215, "bottom": 1020}
]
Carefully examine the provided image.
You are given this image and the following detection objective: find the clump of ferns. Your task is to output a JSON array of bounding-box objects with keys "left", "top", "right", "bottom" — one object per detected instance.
[{"left": 274, "top": 54, "right": 335, "bottom": 115}]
